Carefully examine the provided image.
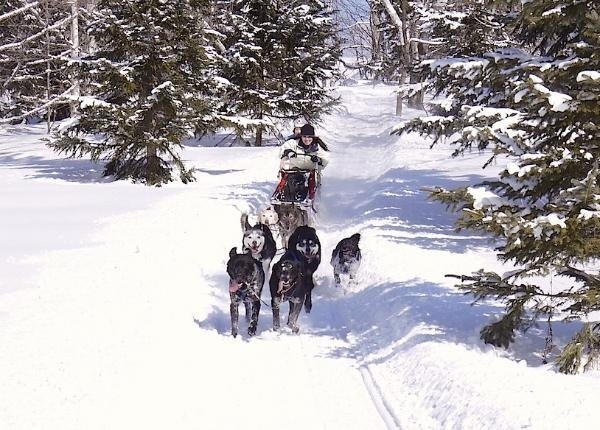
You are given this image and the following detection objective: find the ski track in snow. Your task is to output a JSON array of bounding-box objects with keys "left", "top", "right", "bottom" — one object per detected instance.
[
  {"left": 359, "top": 366, "right": 402, "bottom": 430},
  {"left": 4, "top": 82, "right": 600, "bottom": 429},
  {"left": 1, "top": 85, "right": 399, "bottom": 429}
]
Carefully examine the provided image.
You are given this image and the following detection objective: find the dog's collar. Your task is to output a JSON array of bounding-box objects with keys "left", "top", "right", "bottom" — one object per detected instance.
[
  {"left": 277, "top": 278, "right": 298, "bottom": 296},
  {"left": 297, "top": 251, "right": 317, "bottom": 263}
]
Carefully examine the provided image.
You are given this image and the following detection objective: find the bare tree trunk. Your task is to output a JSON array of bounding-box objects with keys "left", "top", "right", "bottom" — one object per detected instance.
[
  {"left": 380, "top": 0, "right": 411, "bottom": 115},
  {"left": 45, "top": 0, "right": 52, "bottom": 132},
  {"left": 70, "top": 0, "right": 80, "bottom": 116},
  {"left": 140, "top": 77, "right": 159, "bottom": 183},
  {"left": 395, "top": 94, "right": 403, "bottom": 115},
  {"left": 87, "top": 0, "right": 97, "bottom": 53},
  {"left": 370, "top": 8, "right": 382, "bottom": 65},
  {"left": 145, "top": 116, "right": 160, "bottom": 184},
  {"left": 407, "top": 17, "right": 424, "bottom": 109},
  {"left": 380, "top": 0, "right": 405, "bottom": 45},
  {"left": 396, "top": 70, "right": 404, "bottom": 115},
  {"left": 407, "top": 75, "right": 423, "bottom": 109},
  {"left": 255, "top": 123, "right": 263, "bottom": 147}
]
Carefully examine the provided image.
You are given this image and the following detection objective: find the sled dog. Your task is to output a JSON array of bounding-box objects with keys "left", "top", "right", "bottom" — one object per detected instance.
[
  {"left": 226, "top": 247, "right": 265, "bottom": 337},
  {"left": 259, "top": 205, "right": 279, "bottom": 227},
  {"left": 275, "top": 204, "right": 306, "bottom": 249},
  {"left": 269, "top": 249, "right": 309, "bottom": 333},
  {"left": 331, "top": 233, "right": 362, "bottom": 287},
  {"left": 288, "top": 225, "right": 321, "bottom": 313},
  {"left": 240, "top": 213, "right": 277, "bottom": 282}
]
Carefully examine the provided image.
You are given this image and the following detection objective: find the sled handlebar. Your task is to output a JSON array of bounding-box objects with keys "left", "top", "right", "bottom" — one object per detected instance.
[
  {"left": 279, "top": 168, "right": 313, "bottom": 174},
  {"left": 280, "top": 149, "right": 322, "bottom": 165},
  {"left": 280, "top": 149, "right": 318, "bottom": 159}
]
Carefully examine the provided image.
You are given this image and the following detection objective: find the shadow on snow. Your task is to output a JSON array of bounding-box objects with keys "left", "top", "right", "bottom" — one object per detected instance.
[
  {"left": 192, "top": 161, "right": 582, "bottom": 367},
  {"left": 0, "top": 152, "right": 110, "bottom": 183},
  {"left": 320, "top": 166, "right": 495, "bottom": 253}
]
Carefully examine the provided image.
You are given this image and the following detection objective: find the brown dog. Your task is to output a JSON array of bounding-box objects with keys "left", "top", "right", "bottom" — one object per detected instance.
[{"left": 274, "top": 204, "right": 307, "bottom": 249}]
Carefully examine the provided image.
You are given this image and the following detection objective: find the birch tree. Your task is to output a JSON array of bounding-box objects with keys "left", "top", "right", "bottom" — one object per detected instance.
[
  {"left": 0, "top": 0, "right": 81, "bottom": 126},
  {"left": 371, "top": 0, "right": 424, "bottom": 114}
]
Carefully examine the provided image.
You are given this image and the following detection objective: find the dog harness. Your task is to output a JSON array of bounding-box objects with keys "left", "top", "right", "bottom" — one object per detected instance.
[{"left": 277, "top": 278, "right": 298, "bottom": 296}]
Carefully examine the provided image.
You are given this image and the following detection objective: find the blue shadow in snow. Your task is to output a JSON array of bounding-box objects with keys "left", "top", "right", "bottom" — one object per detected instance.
[
  {"left": 195, "top": 168, "right": 244, "bottom": 175},
  {"left": 304, "top": 279, "right": 583, "bottom": 367},
  {"left": 0, "top": 152, "right": 109, "bottom": 183},
  {"left": 319, "top": 166, "right": 496, "bottom": 253},
  {"left": 193, "top": 271, "right": 282, "bottom": 339},
  {"left": 0, "top": 149, "right": 250, "bottom": 183}
]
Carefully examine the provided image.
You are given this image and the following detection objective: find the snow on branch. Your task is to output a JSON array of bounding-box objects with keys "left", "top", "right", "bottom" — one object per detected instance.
[
  {"left": 1, "top": 62, "right": 22, "bottom": 90},
  {"left": 0, "top": 1, "right": 39, "bottom": 23},
  {"left": 577, "top": 71, "right": 600, "bottom": 82},
  {"left": 0, "top": 84, "right": 76, "bottom": 124},
  {"left": 0, "top": 14, "right": 73, "bottom": 53},
  {"left": 409, "top": 37, "right": 444, "bottom": 46},
  {"left": 379, "top": 0, "right": 405, "bottom": 46}
]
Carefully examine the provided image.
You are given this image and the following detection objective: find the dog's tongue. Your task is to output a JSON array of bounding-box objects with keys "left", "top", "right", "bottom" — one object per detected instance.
[
  {"left": 229, "top": 280, "right": 241, "bottom": 293},
  {"left": 277, "top": 280, "right": 286, "bottom": 294}
]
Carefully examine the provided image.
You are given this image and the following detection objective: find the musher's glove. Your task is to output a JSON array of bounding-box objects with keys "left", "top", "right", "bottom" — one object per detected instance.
[
  {"left": 282, "top": 149, "right": 296, "bottom": 159},
  {"left": 310, "top": 155, "right": 320, "bottom": 163}
]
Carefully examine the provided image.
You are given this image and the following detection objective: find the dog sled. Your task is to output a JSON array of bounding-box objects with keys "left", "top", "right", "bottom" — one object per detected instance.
[
  {"left": 270, "top": 168, "right": 319, "bottom": 248},
  {"left": 271, "top": 169, "right": 318, "bottom": 208}
]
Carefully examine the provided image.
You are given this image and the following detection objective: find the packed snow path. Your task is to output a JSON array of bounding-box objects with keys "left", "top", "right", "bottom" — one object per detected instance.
[{"left": 2, "top": 83, "right": 600, "bottom": 430}]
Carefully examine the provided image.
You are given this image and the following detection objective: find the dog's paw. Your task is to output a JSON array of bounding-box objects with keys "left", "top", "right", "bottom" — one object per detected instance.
[
  {"left": 304, "top": 301, "right": 312, "bottom": 314},
  {"left": 286, "top": 321, "right": 300, "bottom": 334},
  {"left": 231, "top": 330, "right": 238, "bottom": 338},
  {"left": 334, "top": 274, "right": 341, "bottom": 286},
  {"left": 248, "top": 324, "right": 257, "bottom": 336},
  {"left": 304, "top": 296, "right": 312, "bottom": 313}
]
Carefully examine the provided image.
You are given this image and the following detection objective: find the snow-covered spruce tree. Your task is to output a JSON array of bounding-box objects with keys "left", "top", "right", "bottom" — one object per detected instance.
[
  {"left": 394, "top": 0, "right": 600, "bottom": 373},
  {"left": 214, "top": 0, "right": 341, "bottom": 146},
  {"left": 420, "top": 1, "right": 514, "bottom": 58},
  {"left": 409, "top": 1, "right": 516, "bottom": 120},
  {"left": 49, "top": 0, "right": 220, "bottom": 185},
  {"left": 278, "top": 1, "right": 341, "bottom": 123}
]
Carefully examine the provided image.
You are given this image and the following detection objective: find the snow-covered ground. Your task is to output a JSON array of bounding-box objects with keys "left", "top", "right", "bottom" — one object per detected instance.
[{"left": 1, "top": 82, "right": 599, "bottom": 430}]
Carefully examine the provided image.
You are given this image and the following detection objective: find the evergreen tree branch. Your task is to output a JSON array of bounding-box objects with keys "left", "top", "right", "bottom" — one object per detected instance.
[{"left": 556, "top": 323, "right": 600, "bottom": 374}]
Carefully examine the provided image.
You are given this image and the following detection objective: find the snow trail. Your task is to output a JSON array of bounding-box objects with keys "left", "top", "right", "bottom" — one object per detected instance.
[{"left": 3, "top": 82, "right": 600, "bottom": 430}]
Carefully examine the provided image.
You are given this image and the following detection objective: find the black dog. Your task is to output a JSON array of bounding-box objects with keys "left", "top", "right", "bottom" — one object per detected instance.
[
  {"left": 288, "top": 225, "right": 321, "bottom": 313},
  {"left": 330, "top": 233, "right": 361, "bottom": 286},
  {"left": 269, "top": 249, "right": 308, "bottom": 333},
  {"left": 279, "top": 171, "right": 309, "bottom": 203},
  {"left": 226, "top": 247, "right": 265, "bottom": 337}
]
